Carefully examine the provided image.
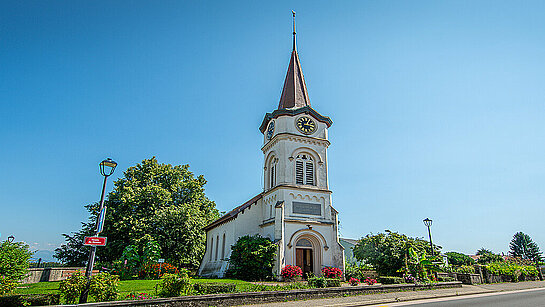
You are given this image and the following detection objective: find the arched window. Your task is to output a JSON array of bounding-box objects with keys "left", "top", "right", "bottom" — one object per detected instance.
[
  {"left": 215, "top": 235, "right": 219, "bottom": 261},
  {"left": 210, "top": 237, "right": 213, "bottom": 261},
  {"left": 296, "top": 238, "right": 313, "bottom": 247},
  {"left": 295, "top": 154, "right": 314, "bottom": 185},
  {"left": 269, "top": 158, "right": 277, "bottom": 189},
  {"left": 221, "top": 233, "right": 226, "bottom": 259}
]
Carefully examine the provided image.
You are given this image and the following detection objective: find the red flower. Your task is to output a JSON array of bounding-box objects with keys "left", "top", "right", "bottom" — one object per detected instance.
[
  {"left": 281, "top": 265, "right": 303, "bottom": 280},
  {"left": 321, "top": 266, "right": 343, "bottom": 278}
]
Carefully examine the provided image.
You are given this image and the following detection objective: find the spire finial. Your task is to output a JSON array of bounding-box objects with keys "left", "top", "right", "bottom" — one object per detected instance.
[{"left": 292, "top": 10, "right": 296, "bottom": 51}]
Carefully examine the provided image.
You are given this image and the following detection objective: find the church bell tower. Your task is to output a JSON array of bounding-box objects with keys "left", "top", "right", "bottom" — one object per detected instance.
[{"left": 258, "top": 12, "right": 343, "bottom": 276}]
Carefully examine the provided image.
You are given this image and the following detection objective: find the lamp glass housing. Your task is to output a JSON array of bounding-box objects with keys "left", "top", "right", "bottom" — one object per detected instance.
[
  {"left": 423, "top": 218, "right": 432, "bottom": 227},
  {"left": 100, "top": 158, "right": 117, "bottom": 176},
  {"left": 7, "top": 235, "right": 14, "bottom": 243}
]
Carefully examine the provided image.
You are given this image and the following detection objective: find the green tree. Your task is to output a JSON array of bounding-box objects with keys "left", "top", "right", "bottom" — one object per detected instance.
[
  {"left": 55, "top": 157, "right": 220, "bottom": 269},
  {"left": 353, "top": 231, "right": 440, "bottom": 276},
  {"left": 445, "top": 252, "right": 475, "bottom": 266},
  {"left": 227, "top": 235, "right": 277, "bottom": 281},
  {"left": 509, "top": 232, "right": 543, "bottom": 263},
  {"left": 0, "top": 240, "right": 33, "bottom": 295},
  {"left": 476, "top": 248, "right": 503, "bottom": 264}
]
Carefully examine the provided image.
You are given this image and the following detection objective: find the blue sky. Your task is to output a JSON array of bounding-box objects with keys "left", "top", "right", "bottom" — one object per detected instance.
[{"left": 1, "top": 1, "right": 544, "bottom": 260}]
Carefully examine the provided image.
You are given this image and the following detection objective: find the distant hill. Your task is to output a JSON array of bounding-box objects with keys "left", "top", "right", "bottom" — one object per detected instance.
[{"left": 31, "top": 250, "right": 56, "bottom": 263}]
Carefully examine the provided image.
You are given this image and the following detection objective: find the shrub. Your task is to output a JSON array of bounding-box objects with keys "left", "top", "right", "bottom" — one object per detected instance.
[
  {"left": 307, "top": 276, "right": 327, "bottom": 288},
  {"left": 344, "top": 262, "right": 375, "bottom": 281},
  {"left": 403, "top": 273, "right": 416, "bottom": 283},
  {"left": 139, "top": 262, "right": 179, "bottom": 279},
  {"left": 445, "top": 252, "right": 475, "bottom": 266},
  {"left": 159, "top": 270, "right": 191, "bottom": 297},
  {"left": 0, "top": 275, "right": 18, "bottom": 296},
  {"left": 59, "top": 271, "right": 87, "bottom": 304},
  {"left": 349, "top": 277, "right": 360, "bottom": 286},
  {"left": 193, "top": 282, "right": 236, "bottom": 294},
  {"left": 281, "top": 265, "right": 303, "bottom": 281},
  {"left": 89, "top": 272, "right": 119, "bottom": 302},
  {"left": 0, "top": 241, "right": 33, "bottom": 295},
  {"left": 321, "top": 266, "right": 343, "bottom": 279},
  {"left": 378, "top": 276, "right": 404, "bottom": 284},
  {"left": 227, "top": 235, "right": 277, "bottom": 281},
  {"left": 446, "top": 265, "right": 475, "bottom": 274},
  {"left": 477, "top": 250, "right": 503, "bottom": 264},
  {"left": 0, "top": 294, "right": 60, "bottom": 306},
  {"left": 486, "top": 262, "right": 538, "bottom": 282},
  {"left": 325, "top": 278, "right": 341, "bottom": 287},
  {"left": 364, "top": 277, "right": 377, "bottom": 285}
]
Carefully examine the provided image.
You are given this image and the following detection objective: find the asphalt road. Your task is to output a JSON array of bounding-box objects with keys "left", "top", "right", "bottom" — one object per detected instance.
[{"left": 375, "top": 288, "right": 545, "bottom": 307}]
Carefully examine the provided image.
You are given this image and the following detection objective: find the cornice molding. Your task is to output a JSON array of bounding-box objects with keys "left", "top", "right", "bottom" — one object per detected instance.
[
  {"left": 263, "top": 184, "right": 332, "bottom": 197},
  {"left": 262, "top": 133, "right": 330, "bottom": 153},
  {"left": 259, "top": 106, "right": 332, "bottom": 133}
]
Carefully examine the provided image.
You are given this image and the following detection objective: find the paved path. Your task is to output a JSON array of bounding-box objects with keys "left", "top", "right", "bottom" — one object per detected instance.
[
  {"left": 246, "top": 281, "right": 545, "bottom": 307},
  {"left": 370, "top": 287, "right": 545, "bottom": 306}
]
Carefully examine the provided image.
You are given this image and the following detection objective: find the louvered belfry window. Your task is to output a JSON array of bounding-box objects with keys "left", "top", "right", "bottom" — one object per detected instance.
[
  {"left": 269, "top": 158, "right": 277, "bottom": 189},
  {"left": 295, "top": 154, "right": 315, "bottom": 186}
]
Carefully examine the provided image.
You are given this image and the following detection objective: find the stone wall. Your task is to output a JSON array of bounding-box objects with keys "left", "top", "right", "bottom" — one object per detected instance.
[
  {"left": 61, "top": 282, "right": 462, "bottom": 307},
  {"left": 21, "top": 268, "right": 97, "bottom": 284}
]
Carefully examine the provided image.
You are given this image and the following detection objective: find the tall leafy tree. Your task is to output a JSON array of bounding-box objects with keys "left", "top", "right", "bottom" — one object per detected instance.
[
  {"left": 509, "top": 232, "right": 543, "bottom": 263},
  {"left": 475, "top": 248, "right": 503, "bottom": 264},
  {"left": 55, "top": 157, "right": 219, "bottom": 269},
  {"left": 353, "top": 231, "right": 440, "bottom": 276}
]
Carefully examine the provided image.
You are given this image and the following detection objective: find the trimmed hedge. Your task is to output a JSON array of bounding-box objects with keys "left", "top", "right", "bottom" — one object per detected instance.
[
  {"left": 325, "top": 278, "right": 341, "bottom": 287},
  {"left": 193, "top": 283, "right": 236, "bottom": 294},
  {"left": 378, "top": 276, "right": 404, "bottom": 284},
  {"left": 0, "top": 294, "right": 60, "bottom": 306}
]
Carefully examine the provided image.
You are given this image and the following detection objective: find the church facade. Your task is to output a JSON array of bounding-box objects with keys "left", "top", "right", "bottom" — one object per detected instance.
[{"left": 198, "top": 29, "right": 344, "bottom": 279}]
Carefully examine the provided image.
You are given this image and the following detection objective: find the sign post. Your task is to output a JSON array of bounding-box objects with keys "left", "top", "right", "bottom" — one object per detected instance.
[
  {"left": 83, "top": 236, "right": 107, "bottom": 246},
  {"left": 158, "top": 258, "right": 165, "bottom": 278}
]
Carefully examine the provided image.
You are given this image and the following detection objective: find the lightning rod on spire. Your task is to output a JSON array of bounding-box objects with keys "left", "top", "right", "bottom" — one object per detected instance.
[{"left": 292, "top": 10, "right": 296, "bottom": 51}]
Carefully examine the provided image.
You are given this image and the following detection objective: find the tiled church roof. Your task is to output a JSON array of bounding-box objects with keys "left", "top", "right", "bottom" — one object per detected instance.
[{"left": 277, "top": 48, "right": 310, "bottom": 110}]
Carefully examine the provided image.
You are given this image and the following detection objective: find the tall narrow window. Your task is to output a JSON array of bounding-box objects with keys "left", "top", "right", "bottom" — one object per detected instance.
[
  {"left": 269, "top": 158, "right": 277, "bottom": 189},
  {"left": 295, "top": 154, "right": 315, "bottom": 185},
  {"left": 210, "top": 237, "right": 213, "bottom": 261},
  {"left": 222, "top": 233, "right": 226, "bottom": 259},
  {"left": 215, "top": 235, "right": 219, "bottom": 261}
]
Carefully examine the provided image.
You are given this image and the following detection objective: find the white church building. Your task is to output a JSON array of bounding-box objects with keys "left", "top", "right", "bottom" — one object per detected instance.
[{"left": 198, "top": 25, "right": 344, "bottom": 279}]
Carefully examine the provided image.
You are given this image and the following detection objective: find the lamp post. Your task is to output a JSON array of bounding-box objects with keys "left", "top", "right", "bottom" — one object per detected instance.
[
  {"left": 423, "top": 218, "right": 434, "bottom": 256},
  {"left": 79, "top": 158, "right": 117, "bottom": 304},
  {"left": 7, "top": 235, "right": 14, "bottom": 243}
]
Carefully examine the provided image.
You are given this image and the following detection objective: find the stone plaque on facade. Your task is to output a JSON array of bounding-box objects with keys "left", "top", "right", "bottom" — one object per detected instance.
[{"left": 293, "top": 202, "right": 321, "bottom": 215}]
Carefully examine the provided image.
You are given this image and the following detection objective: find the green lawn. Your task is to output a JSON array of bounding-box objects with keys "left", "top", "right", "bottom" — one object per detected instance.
[{"left": 12, "top": 278, "right": 254, "bottom": 302}]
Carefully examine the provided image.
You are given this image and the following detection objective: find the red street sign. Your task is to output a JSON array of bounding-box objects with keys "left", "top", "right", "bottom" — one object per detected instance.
[{"left": 84, "top": 236, "right": 107, "bottom": 246}]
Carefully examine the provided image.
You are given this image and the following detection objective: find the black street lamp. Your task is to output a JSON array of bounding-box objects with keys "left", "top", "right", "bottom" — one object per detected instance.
[
  {"left": 7, "top": 235, "right": 15, "bottom": 243},
  {"left": 423, "top": 218, "right": 434, "bottom": 256},
  {"left": 79, "top": 158, "right": 117, "bottom": 304}
]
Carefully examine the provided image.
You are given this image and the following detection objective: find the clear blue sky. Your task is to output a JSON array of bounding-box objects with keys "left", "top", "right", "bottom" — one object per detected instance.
[{"left": 1, "top": 1, "right": 544, "bottom": 260}]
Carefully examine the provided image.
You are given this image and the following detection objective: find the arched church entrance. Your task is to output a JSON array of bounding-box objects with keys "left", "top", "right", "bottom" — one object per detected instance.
[{"left": 294, "top": 235, "right": 322, "bottom": 276}]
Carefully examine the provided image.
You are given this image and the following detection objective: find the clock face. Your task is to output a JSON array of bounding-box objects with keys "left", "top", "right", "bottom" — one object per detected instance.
[
  {"left": 266, "top": 120, "right": 275, "bottom": 140},
  {"left": 296, "top": 116, "right": 316, "bottom": 134}
]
